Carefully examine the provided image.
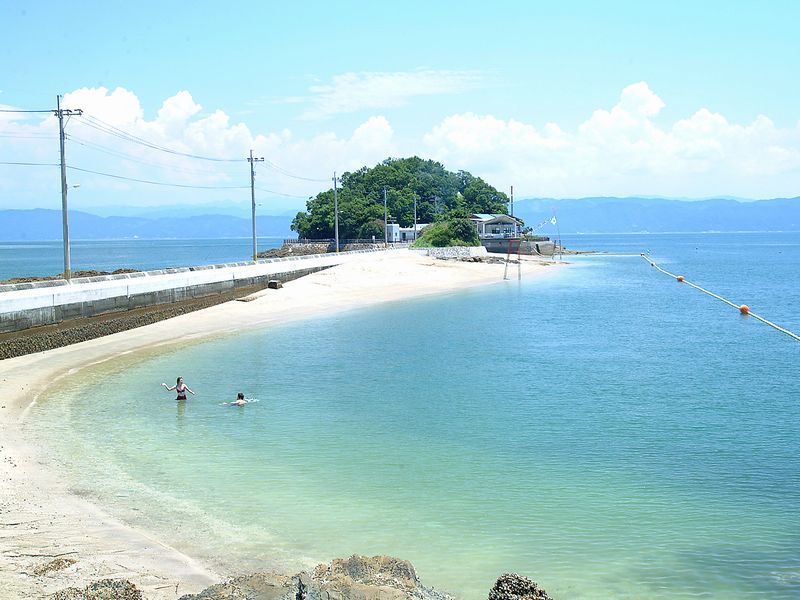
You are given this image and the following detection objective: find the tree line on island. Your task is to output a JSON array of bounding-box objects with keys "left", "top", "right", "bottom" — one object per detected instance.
[{"left": 291, "top": 157, "right": 511, "bottom": 247}]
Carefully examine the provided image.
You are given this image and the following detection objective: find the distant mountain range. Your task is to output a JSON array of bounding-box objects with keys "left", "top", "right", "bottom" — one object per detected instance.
[
  {"left": 0, "top": 209, "right": 295, "bottom": 241},
  {"left": 1, "top": 197, "right": 799, "bottom": 240},
  {"left": 512, "top": 196, "right": 800, "bottom": 233}
]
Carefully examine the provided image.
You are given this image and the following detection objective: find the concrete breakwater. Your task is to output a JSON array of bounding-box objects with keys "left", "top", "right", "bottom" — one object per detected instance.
[
  {"left": 0, "top": 249, "right": 403, "bottom": 335},
  {"left": 480, "top": 239, "right": 555, "bottom": 256}
]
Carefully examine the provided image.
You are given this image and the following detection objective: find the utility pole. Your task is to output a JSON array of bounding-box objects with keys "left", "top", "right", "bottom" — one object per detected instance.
[
  {"left": 55, "top": 95, "right": 82, "bottom": 280},
  {"left": 510, "top": 185, "right": 514, "bottom": 217},
  {"left": 248, "top": 149, "right": 264, "bottom": 261},
  {"left": 413, "top": 194, "right": 417, "bottom": 242},
  {"left": 383, "top": 186, "right": 388, "bottom": 246},
  {"left": 333, "top": 172, "right": 339, "bottom": 252}
]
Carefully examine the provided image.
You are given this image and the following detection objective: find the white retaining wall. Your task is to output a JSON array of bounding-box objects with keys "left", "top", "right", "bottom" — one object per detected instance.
[{"left": 0, "top": 248, "right": 407, "bottom": 333}]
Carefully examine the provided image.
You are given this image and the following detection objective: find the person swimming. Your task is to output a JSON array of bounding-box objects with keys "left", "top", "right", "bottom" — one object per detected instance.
[
  {"left": 223, "top": 392, "right": 248, "bottom": 406},
  {"left": 162, "top": 377, "right": 195, "bottom": 401}
]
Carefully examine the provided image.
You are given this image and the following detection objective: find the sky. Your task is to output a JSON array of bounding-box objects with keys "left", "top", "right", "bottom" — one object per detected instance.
[{"left": 1, "top": 0, "right": 799, "bottom": 215}]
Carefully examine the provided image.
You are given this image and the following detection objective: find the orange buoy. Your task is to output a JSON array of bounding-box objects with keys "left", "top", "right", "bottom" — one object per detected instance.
[
  {"left": 739, "top": 304, "right": 750, "bottom": 315},
  {"left": 676, "top": 276, "right": 684, "bottom": 282}
]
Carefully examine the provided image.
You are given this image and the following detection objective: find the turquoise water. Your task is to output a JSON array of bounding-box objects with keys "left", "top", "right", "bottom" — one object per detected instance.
[
  {"left": 0, "top": 238, "right": 284, "bottom": 279},
  {"left": 28, "top": 233, "right": 800, "bottom": 599}
]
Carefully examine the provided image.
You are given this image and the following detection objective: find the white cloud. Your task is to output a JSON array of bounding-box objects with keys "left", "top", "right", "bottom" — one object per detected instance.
[
  {"left": 0, "top": 87, "right": 399, "bottom": 209},
  {"left": 296, "top": 70, "right": 482, "bottom": 120},
  {"left": 422, "top": 82, "right": 800, "bottom": 198},
  {"left": 2, "top": 82, "right": 799, "bottom": 211}
]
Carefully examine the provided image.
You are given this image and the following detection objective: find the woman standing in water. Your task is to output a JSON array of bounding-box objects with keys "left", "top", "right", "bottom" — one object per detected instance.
[{"left": 162, "top": 377, "right": 195, "bottom": 401}]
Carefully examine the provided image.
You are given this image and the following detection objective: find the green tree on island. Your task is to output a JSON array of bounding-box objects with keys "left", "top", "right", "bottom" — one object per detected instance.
[{"left": 291, "top": 157, "right": 510, "bottom": 242}]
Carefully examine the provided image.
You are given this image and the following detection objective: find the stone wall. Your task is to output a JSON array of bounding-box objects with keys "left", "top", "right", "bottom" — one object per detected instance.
[{"left": 412, "top": 246, "right": 488, "bottom": 260}]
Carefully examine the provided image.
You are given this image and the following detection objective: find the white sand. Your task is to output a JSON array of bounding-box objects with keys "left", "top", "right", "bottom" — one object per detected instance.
[{"left": 0, "top": 250, "right": 562, "bottom": 598}]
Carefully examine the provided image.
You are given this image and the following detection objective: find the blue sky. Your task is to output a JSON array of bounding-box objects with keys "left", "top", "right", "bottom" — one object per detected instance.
[{"left": 1, "top": 0, "right": 799, "bottom": 213}]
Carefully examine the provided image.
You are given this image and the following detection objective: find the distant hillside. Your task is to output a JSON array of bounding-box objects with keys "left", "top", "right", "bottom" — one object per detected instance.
[
  {"left": 0, "top": 209, "right": 294, "bottom": 241},
  {"left": 513, "top": 197, "right": 800, "bottom": 233},
  {"left": 3, "top": 197, "right": 799, "bottom": 241}
]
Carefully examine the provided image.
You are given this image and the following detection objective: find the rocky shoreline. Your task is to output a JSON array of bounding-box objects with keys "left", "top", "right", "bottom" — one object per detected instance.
[{"left": 48, "top": 555, "right": 553, "bottom": 600}]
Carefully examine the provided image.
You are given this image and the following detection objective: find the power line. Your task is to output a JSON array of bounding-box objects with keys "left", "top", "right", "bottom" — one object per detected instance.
[
  {"left": 0, "top": 133, "right": 57, "bottom": 139},
  {"left": 254, "top": 186, "right": 310, "bottom": 199},
  {"left": 67, "top": 165, "right": 249, "bottom": 190},
  {"left": 263, "top": 159, "right": 328, "bottom": 182},
  {"left": 76, "top": 114, "right": 242, "bottom": 162},
  {"left": 0, "top": 161, "right": 59, "bottom": 166},
  {"left": 3, "top": 109, "right": 330, "bottom": 182},
  {"left": 67, "top": 134, "right": 227, "bottom": 176},
  {"left": 79, "top": 114, "right": 328, "bottom": 181}
]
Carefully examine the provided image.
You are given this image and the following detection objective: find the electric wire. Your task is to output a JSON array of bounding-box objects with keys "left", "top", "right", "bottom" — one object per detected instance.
[
  {"left": 67, "top": 134, "right": 230, "bottom": 176},
  {"left": 3, "top": 110, "right": 330, "bottom": 196},
  {"left": 0, "top": 161, "right": 59, "bottom": 166},
  {"left": 67, "top": 165, "right": 249, "bottom": 190},
  {"left": 78, "top": 114, "right": 328, "bottom": 181},
  {"left": 0, "top": 133, "right": 57, "bottom": 139},
  {"left": 263, "top": 159, "right": 328, "bottom": 182},
  {"left": 254, "top": 186, "right": 311, "bottom": 199},
  {"left": 76, "top": 115, "right": 242, "bottom": 162}
]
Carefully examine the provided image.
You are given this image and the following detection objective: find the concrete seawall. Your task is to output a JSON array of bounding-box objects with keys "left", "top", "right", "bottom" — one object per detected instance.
[
  {"left": 481, "top": 238, "right": 555, "bottom": 256},
  {"left": 0, "top": 249, "right": 403, "bottom": 334}
]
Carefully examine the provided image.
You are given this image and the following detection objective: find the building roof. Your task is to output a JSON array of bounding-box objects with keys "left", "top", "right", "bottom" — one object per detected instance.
[{"left": 471, "top": 213, "right": 521, "bottom": 223}]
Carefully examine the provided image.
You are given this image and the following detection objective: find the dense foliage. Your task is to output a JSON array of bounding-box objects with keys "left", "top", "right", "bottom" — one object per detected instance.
[
  {"left": 291, "top": 157, "right": 509, "bottom": 239},
  {"left": 411, "top": 218, "right": 481, "bottom": 247}
]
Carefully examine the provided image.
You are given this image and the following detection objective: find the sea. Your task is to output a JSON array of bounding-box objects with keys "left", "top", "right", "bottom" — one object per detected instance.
[
  {"left": 0, "top": 238, "right": 285, "bottom": 280},
  {"left": 16, "top": 232, "right": 800, "bottom": 599}
]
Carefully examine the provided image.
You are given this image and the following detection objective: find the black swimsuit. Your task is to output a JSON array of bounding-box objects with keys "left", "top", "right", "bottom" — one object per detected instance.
[{"left": 176, "top": 385, "right": 187, "bottom": 401}]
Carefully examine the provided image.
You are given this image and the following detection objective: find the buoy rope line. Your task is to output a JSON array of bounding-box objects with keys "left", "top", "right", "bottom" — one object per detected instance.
[{"left": 641, "top": 254, "right": 800, "bottom": 343}]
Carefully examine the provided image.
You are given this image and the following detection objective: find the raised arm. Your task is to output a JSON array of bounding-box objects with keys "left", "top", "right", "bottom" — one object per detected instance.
[{"left": 162, "top": 383, "right": 176, "bottom": 391}]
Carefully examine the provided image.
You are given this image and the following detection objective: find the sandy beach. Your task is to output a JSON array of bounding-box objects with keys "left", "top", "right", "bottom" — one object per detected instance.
[{"left": 0, "top": 250, "right": 561, "bottom": 599}]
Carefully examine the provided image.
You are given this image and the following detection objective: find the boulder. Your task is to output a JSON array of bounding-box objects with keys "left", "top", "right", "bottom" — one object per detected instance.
[
  {"left": 488, "top": 573, "right": 552, "bottom": 600},
  {"left": 179, "top": 555, "right": 453, "bottom": 600},
  {"left": 51, "top": 578, "right": 142, "bottom": 600}
]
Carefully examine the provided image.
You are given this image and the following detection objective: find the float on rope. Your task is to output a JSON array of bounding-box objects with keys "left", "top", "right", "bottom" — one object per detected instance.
[{"left": 641, "top": 254, "right": 800, "bottom": 343}]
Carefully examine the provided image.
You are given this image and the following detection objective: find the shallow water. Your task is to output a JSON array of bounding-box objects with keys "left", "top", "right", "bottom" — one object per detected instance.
[{"left": 29, "top": 233, "right": 800, "bottom": 599}]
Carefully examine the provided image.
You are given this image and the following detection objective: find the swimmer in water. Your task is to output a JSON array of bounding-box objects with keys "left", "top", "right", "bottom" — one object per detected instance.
[
  {"left": 162, "top": 377, "right": 195, "bottom": 401},
  {"left": 223, "top": 392, "right": 248, "bottom": 406}
]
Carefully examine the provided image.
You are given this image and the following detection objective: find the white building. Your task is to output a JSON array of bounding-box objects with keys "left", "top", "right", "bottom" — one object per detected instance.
[
  {"left": 386, "top": 223, "right": 429, "bottom": 242},
  {"left": 470, "top": 214, "right": 522, "bottom": 238}
]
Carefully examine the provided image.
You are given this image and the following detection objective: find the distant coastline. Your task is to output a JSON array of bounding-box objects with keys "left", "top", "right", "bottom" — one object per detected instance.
[{"left": 2, "top": 196, "right": 799, "bottom": 241}]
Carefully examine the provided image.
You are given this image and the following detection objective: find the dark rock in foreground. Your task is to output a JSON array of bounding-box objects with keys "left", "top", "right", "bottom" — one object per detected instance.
[
  {"left": 488, "top": 573, "right": 553, "bottom": 600},
  {"left": 47, "top": 557, "right": 554, "bottom": 600},
  {"left": 51, "top": 578, "right": 142, "bottom": 599},
  {"left": 179, "top": 554, "right": 453, "bottom": 600}
]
